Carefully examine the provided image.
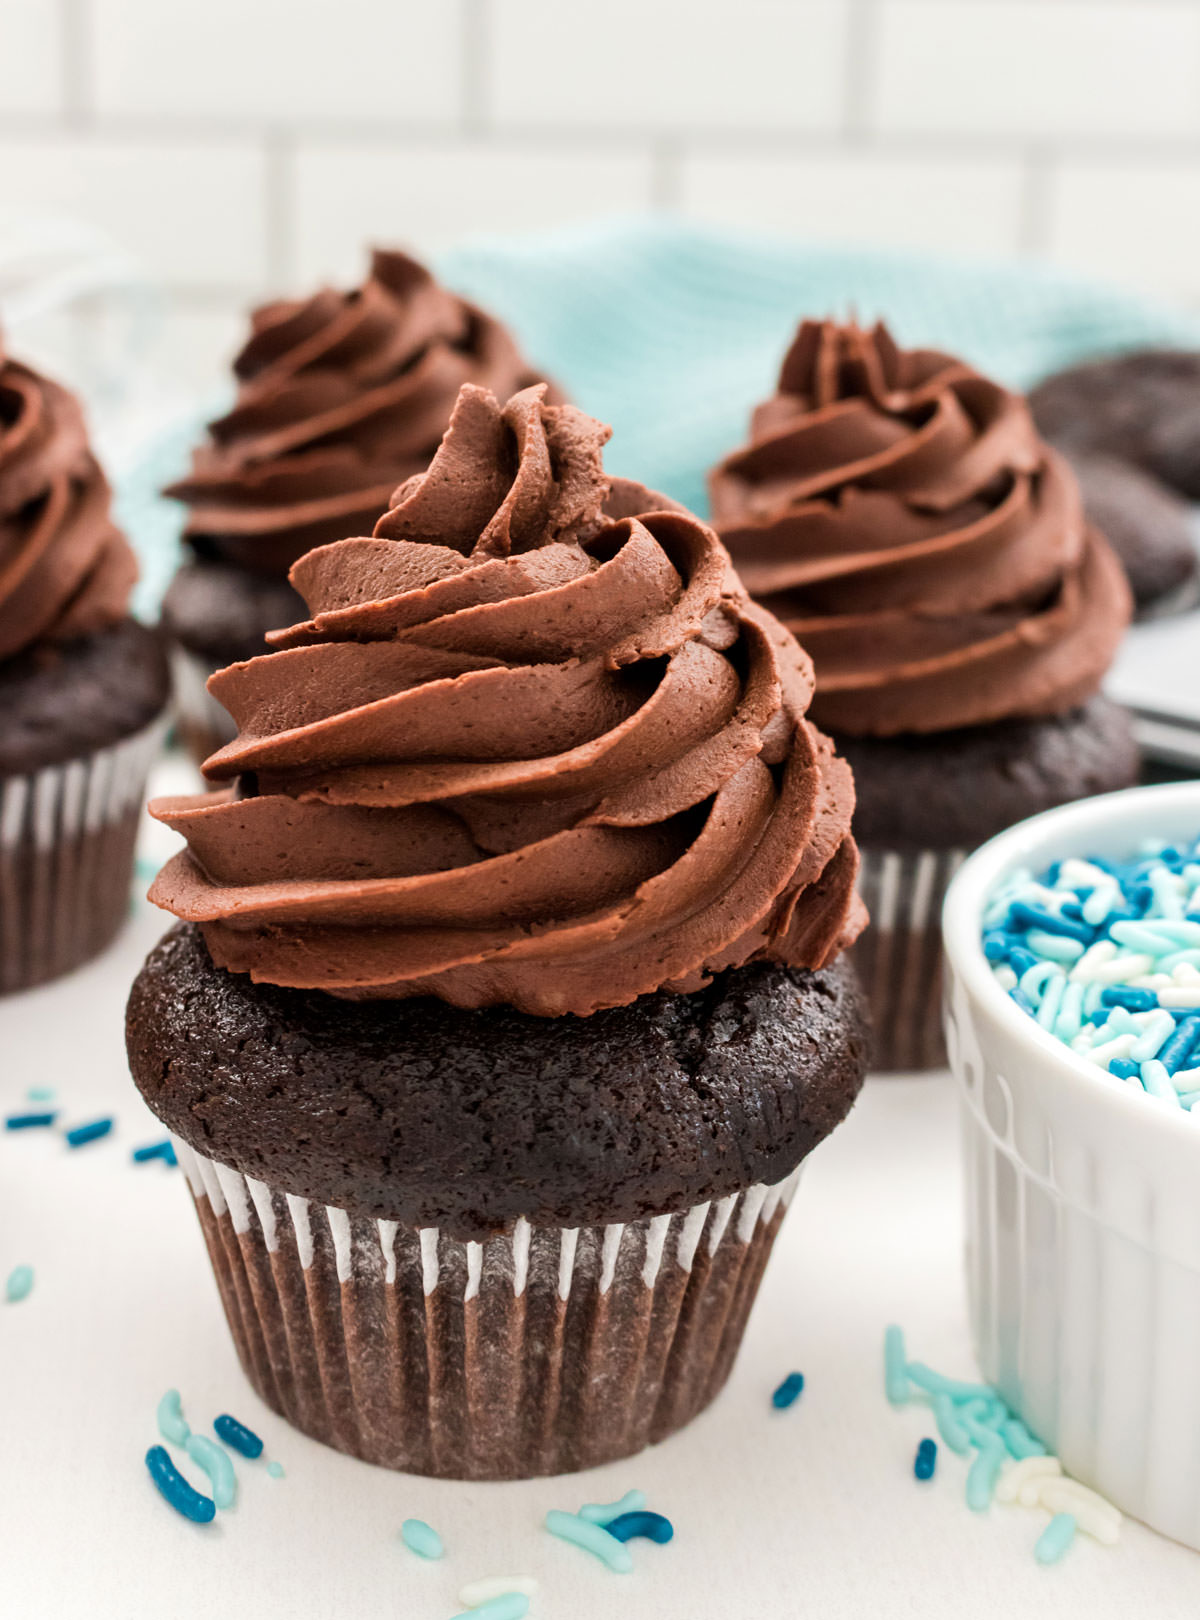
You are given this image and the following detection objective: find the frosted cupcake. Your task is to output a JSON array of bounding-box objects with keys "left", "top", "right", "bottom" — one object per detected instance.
[
  {"left": 0, "top": 335, "right": 168, "bottom": 991},
  {"left": 710, "top": 320, "right": 1136, "bottom": 1071},
  {"left": 128, "top": 384, "right": 869, "bottom": 1480},
  {"left": 162, "top": 248, "right": 548, "bottom": 761}
]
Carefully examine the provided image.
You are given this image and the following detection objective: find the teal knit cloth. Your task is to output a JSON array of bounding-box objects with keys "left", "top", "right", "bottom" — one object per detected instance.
[{"left": 122, "top": 217, "right": 1200, "bottom": 612}]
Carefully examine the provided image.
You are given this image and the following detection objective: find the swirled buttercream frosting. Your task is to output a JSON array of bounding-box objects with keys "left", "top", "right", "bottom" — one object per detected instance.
[
  {"left": 166, "top": 249, "right": 548, "bottom": 576},
  {"left": 709, "top": 320, "right": 1132, "bottom": 737},
  {"left": 0, "top": 336, "right": 137, "bottom": 662},
  {"left": 149, "top": 384, "right": 864, "bottom": 1015}
]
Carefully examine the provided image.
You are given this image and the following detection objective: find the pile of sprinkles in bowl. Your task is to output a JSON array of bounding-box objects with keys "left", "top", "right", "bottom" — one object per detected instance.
[{"left": 983, "top": 836, "right": 1200, "bottom": 1111}]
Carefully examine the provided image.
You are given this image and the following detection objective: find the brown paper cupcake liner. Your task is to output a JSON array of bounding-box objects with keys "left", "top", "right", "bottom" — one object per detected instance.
[
  {"left": 171, "top": 1138, "right": 801, "bottom": 1481},
  {"left": 852, "top": 845, "right": 967, "bottom": 1072},
  {"left": 0, "top": 716, "right": 166, "bottom": 994},
  {"left": 168, "top": 646, "right": 233, "bottom": 768}
]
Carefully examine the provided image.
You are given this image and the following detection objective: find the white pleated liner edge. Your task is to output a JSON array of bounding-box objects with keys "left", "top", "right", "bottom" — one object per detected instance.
[
  {"left": 168, "top": 647, "right": 235, "bottom": 750},
  {"left": 858, "top": 847, "right": 968, "bottom": 937},
  {"left": 0, "top": 712, "right": 168, "bottom": 853},
  {"left": 173, "top": 1138, "right": 802, "bottom": 1302}
]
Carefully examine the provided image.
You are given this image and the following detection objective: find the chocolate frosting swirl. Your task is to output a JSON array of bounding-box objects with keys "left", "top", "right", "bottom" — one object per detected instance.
[
  {"left": 150, "top": 384, "right": 864, "bottom": 1016},
  {"left": 0, "top": 336, "right": 137, "bottom": 662},
  {"left": 709, "top": 320, "right": 1132, "bottom": 737},
  {"left": 167, "top": 249, "right": 547, "bottom": 577}
]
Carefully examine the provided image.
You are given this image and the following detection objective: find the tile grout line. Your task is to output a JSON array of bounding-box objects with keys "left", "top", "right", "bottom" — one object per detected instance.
[
  {"left": 1018, "top": 144, "right": 1055, "bottom": 257},
  {"left": 263, "top": 128, "right": 295, "bottom": 289},
  {"left": 842, "top": 0, "right": 879, "bottom": 141},
  {"left": 461, "top": 0, "right": 489, "bottom": 135},
  {"left": 59, "top": 0, "right": 92, "bottom": 127}
]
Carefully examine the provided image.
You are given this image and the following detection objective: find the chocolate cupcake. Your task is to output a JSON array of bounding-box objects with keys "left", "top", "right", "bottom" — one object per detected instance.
[
  {"left": 162, "top": 248, "right": 548, "bottom": 763},
  {"left": 1029, "top": 352, "right": 1200, "bottom": 615},
  {"left": 710, "top": 321, "right": 1136, "bottom": 1072},
  {"left": 0, "top": 336, "right": 169, "bottom": 992},
  {"left": 127, "top": 383, "right": 869, "bottom": 1480}
]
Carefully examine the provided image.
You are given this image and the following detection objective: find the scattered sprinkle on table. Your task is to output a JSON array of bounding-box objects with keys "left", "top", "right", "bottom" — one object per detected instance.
[
  {"left": 5, "top": 1111, "right": 57, "bottom": 1130},
  {"left": 579, "top": 1489, "right": 646, "bottom": 1525},
  {"left": 26, "top": 1086, "right": 54, "bottom": 1102},
  {"left": 984, "top": 839, "right": 1200, "bottom": 1109},
  {"left": 884, "top": 1327, "right": 1121, "bottom": 1561},
  {"left": 1035, "top": 1512, "right": 1078, "bottom": 1566},
  {"left": 5, "top": 1263, "right": 34, "bottom": 1303},
  {"left": 772, "top": 1371, "right": 805, "bottom": 1409},
  {"left": 266, "top": 1460, "right": 285, "bottom": 1478},
  {"left": 65, "top": 1118, "right": 113, "bottom": 1148},
  {"left": 185, "top": 1434, "right": 237, "bottom": 1509},
  {"left": 144, "top": 1445, "right": 215, "bottom": 1524},
  {"left": 544, "top": 1509, "right": 633, "bottom": 1573},
  {"left": 458, "top": 1577, "right": 538, "bottom": 1608},
  {"left": 451, "top": 1595, "right": 529, "bottom": 1620},
  {"left": 214, "top": 1412, "right": 263, "bottom": 1458},
  {"left": 607, "top": 1510, "right": 674, "bottom": 1545},
  {"left": 132, "top": 1139, "right": 177, "bottom": 1166},
  {"left": 157, "top": 1388, "right": 191, "bottom": 1447},
  {"left": 400, "top": 1518, "right": 444, "bottom": 1560}
]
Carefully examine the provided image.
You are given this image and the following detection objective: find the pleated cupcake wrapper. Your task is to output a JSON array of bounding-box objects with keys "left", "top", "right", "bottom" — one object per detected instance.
[
  {"left": 853, "top": 846, "right": 967, "bottom": 1073},
  {"left": 171, "top": 1136, "right": 801, "bottom": 1481},
  {"left": 168, "top": 646, "right": 234, "bottom": 767},
  {"left": 0, "top": 715, "right": 166, "bottom": 993}
]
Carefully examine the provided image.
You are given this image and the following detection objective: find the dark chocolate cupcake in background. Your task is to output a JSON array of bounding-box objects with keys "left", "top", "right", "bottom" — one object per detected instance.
[
  {"left": 127, "top": 383, "right": 870, "bottom": 1481},
  {"left": 709, "top": 320, "right": 1136, "bottom": 1072},
  {"left": 0, "top": 334, "right": 169, "bottom": 992},
  {"left": 1029, "top": 350, "right": 1200, "bottom": 616},
  {"left": 162, "top": 248, "right": 549, "bottom": 763}
]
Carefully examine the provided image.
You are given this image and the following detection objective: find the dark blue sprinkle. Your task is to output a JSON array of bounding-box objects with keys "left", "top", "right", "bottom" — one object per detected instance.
[
  {"left": 1128, "top": 885, "right": 1154, "bottom": 915},
  {"left": 914, "top": 1437, "right": 938, "bottom": 1480},
  {"left": 982, "top": 930, "right": 1016, "bottom": 963},
  {"left": 1101, "top": 987, "right": 1157, "bottom": 1012},
  {"left": 1158, "top": 1015, "right": 1200, "bottom": 1075},
  {"left": 1008, "top": 947, "right": 1039, "bottom": 978},
  {"left": 1006, "top": 902, "right": 1092, "bottom": 944},
  {"left": 5, "top": 1111, "right": 57, "bottom": 1129},
  {"left": 1086, "top": 1009, "right": 1110, "bottom": 1026},
  {"left": 1045, "top": 861, "right": 1062, "bottom": 885},
  {"left": 771, "top": 1371, "right": 804, "bottom": 1409},
  {"left": 65, "top": 1118, "right": 113, "bottom": 1148},
  {"left": 1060, "top": 900, "right": 1084, "bottom": 921},
  {"left": 1109, "top": 1058, "right": 1140, "bottom": 1080},
  {"left": 145, "top": 1445, "right": 216, "bottom": 1523},
  {"left": 132, "top": 1140, "right": 178, "bottom": 1166},
  {"left": 214, "top": 1413, "right": 263, "bottom": 1459},
  {"left": 606, "top": 1511, "right": 674, "bottom": 1545}
]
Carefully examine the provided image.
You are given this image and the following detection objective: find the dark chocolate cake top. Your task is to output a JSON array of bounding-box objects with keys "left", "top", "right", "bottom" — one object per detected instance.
[{"left": 149, "top": 384, "right": 864, "bottom": 1015}]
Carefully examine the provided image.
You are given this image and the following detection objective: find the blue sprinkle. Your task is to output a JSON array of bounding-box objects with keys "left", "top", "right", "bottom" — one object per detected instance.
[
  {"left": 5, "top": 1264, "right": 34, "bottom": 1303},
  {"left": 914, "top": 1438, "right": 937, "bottom": 1480},
  {"left": 65, "top": 1118, "right": 113, "bottom": 1148},
  {"left": 213, "top": 1413, "right": 263, "bottom": 1459},
  {"left": 1035, "top": 1512, "right": 1078, "bottom": 1566},
  {"left": 144, "top": 1445, "right": 215, "bottom": 1524},
  {"left": 1109, "top": 1058, "right": 1140, "bottom": 1081},
  {"left": 772, "top": 1371, "right": 804, "bottom": 1409},
  {"left": 606, "top": 1511, "right": 674, "bottom": 1544},
  {"left": 1007, "top": 946, "right": 1040, "bottom": 978},
  {"left": 1157, "top": 1014, "right": 1200, "bottom": 1075},
  {"left": 1007, "top": 902, "right": 1092, "bottom": 944},
  {"left": 133, "top": 1139, "right": 178, "bottom": 1166},
  {"left": 4, "top": 1111, "right": 57, "bottom": 1129},
  {"left": 1100, "top": 987, "right": 1157, "bottom": 1012},
  {"left": 982, "top": 930, "right": 1015, "bottom": 962}
]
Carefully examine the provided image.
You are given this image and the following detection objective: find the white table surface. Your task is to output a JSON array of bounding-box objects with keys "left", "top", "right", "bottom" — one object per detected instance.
[{"left": 4, "top": 835, "right": 1199, "bottom": 1619}]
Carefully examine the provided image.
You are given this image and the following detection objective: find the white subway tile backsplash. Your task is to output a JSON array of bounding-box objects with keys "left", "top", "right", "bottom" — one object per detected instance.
[
  {"left": 873, "top": 0, "right": 1200, "bottom": 139},
  {"left": 0, "top": 138, "right": 269, "bottom": 289},
  {"left": 1047, "top": 158, "right": 1200, "bottom": 302},
  {"left": 0, "top": 0, "right": 62, "bottom": 114},
  {"left": 488, "top": 0, "right": 849, "bottom": 132},
  {"left": 91, "top": 0, "right": 463, "bottom": 125},
  {"left": 292, "top": 140, "right": 655, "bottom": 283},
  {"left": 679, "top": 148, "right": 1025, "bottom": 258}
]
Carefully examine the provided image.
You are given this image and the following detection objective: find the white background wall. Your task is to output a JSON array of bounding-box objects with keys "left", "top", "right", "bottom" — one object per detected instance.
[{"left": 2, "top": 0, "right": 1199, "bottom": 392}]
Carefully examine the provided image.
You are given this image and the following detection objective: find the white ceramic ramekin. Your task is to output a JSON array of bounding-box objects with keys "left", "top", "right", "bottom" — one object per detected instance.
[{"left": 943, "top": 781, "right": 1200, "bottom": 1552}]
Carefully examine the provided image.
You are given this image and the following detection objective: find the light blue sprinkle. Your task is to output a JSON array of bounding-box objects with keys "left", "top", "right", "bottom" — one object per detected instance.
[
  {"left": 266, "top": 1460, "right": 284, "bottom": 1479},
  {"left": 26, "top": 1086, "right": 54, "bottom": 1102},
  {"left": 5, "top": 1263, "right": 34, "bottom": 1303},
  {"left": 544, "top": 1510, "right": 633, "bottom": 1573},
  {"left": 185, "top": 1434, "right": 236, "bottom": 1509},
  {"left": 1149, "top": 869, "right": 1185, "bottom": 919},
  {"left": 400, "top": 1518, "right": 444, "bottom": 1560},
  {"left": 884, "top": 1325, "right": 909, "bottom": 1405},
  {"left": 1035, "top": 1512, "right": 1078, "bottom": 1566},
  {"left": 1141, "top": 1060, "right": 1182, "bottom": 1106},
  {"left": 1082, "top": 887, "right": 1118, "bottom": 926},
  {"left": 965, "top": 1438, "right": 1007, "bottom": 1512},
  {"left": 1026, "top": 931, "right": 1085, "bottom": 965},
  {"left": 905, "top": 1363, "right": 994, "bottom": 1403},
  {"left": 1131, "top": 1011, "right": 1176, "bottom": 1062},
  {"left": 1083, "top": 981, "right": 1104, "bottom": 1017},
  {"left": 932, "top": 1393, "right": 972, "bottom": 1456},
  {"left": 1156, "top": 948, "right": 1200, "bottom": 972},
  {"left": 1036, "top": 972, "right": 1067, "bottom": 1031},
  {"left": 157, "top": 1389, "right": 190, "bottom": 1447},
  {"left": 1001, "top": 1418, "right": 1047, "bottom": 1460},
  {"left": 451, "top": 1597, "right": 530, "bottom": 1620},
  {"left": 1052, "top": 981, "right": 1085, "bottom": 1042},
  {"left": 1019, "top": 961, "right": 1063, "bottom": 1001},
  {"left": 580, "top": 1490, "right": 647, "bottom": 1526}
]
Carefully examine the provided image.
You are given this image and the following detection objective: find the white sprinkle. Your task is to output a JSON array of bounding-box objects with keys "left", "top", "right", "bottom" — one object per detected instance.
[
  {"left": 1068, "top": 941, "right": 1118, "bottom": 982},
  {"left": 992, "top": 965, "right": 1017, "bottom": 992},
  {"left": 1157, "top": 988, "right": 1200, "bottom": 1009},
  {"left": 1090, "top": 954, "right": 1156, "bottom": 985},
  {"left": 1085, "top": 1034, "right": 1137, "bottom": 1065},
  {"left": 996, "top": 1456, "right": 1062, "bottom": 1504},
  {"left": 1032, "top": 1479, "right": 1122, "bottom": 1545}
]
